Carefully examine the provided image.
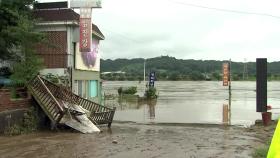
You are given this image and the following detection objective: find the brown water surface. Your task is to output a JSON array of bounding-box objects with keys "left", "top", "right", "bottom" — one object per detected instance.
[{"left": 103, "top": 81, "right": 280, "bottom": 126}]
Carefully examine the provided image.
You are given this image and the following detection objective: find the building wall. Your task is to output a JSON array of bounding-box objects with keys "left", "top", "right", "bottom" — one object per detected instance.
[
  {"left": 0, "top": 89, "right": 31, "bottom": 112},
  {"left": 0, "top": 109, "right": 28, "bottom": 133},
  {"left": 70, "top": 26, "right": 101, "bottom": 103},
  {"left": 72, "top": 69, "right": 101, "bottom": 103},
  {"left": 36, "top": 24, "right": 102, "bottom": 104},
  {"left": 36, "top": 31, "right": 68, "bottom": 68},
  {"left": 36, "top": 25, "right": 67, "bottom": 32}
]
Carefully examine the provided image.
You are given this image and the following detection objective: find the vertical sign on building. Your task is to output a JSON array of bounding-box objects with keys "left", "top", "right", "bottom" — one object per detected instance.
[
  {"left": 223, "top": 63, "right": 229, "bottom": 86},
  {"left": 70, "top": 0, "right": 101, "bottom": 52},
  {"left": 80, "top": 8, "right": 92, "bottom": 52}
]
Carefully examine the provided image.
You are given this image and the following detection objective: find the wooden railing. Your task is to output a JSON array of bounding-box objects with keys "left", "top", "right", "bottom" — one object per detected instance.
[
  {"left": 27, "top": 76, "right": 64, "bottom": 124},
  {"left": 41, "top": 78, "right": 80, "bottom": 104},
  {"left": 40, "top": 77, "right": 116, "bottom": 126},
  {"left": 78, "top": 97, "right": 116, "bottom": 127},
  {"left": 78, "top": 97, "right": 113, "bottom": 112},
  {"left": 91, "top": 107, "right": 116, "bottom": 127}
]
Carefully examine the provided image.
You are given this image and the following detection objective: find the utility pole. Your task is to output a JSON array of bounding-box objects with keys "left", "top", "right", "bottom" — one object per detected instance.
[
  {"left": 228, "top": 59, "right": 232, "bottom": 125},
  {"left": 144, "top": 59, "right": 146, "bottom": 93},
  {"left": 243, "top": 58, "right": 248, "bottom": 80}
]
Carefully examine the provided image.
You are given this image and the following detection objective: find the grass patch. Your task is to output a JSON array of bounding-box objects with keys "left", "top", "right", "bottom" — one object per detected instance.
[
  {"left": 252, "top": 146, "right": 269, "bottom": 158},
  {"left": 252, "top": 138, "right": 272, "bottom": 158}
]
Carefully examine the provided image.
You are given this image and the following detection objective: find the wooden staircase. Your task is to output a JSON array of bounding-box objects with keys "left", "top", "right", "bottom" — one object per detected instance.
[
  {"left": 28, "top": 76, "right": 64, "bottom": 125},
  {"left": 27, "top": 75, "right": 116, "bottom": 131}
]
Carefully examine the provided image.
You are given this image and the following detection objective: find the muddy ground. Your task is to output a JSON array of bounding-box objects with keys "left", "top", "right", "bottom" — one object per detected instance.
[{"left": 0, "top": 122, "right": 276, "bottom": 158}]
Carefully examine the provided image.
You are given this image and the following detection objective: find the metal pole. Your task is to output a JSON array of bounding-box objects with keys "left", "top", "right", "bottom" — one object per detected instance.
[
  {"left": 228, "top": 59, "right": 232, "bottom": 125},
  {"left": 144, "top": 59, "right": 146, "bottom": 92}
]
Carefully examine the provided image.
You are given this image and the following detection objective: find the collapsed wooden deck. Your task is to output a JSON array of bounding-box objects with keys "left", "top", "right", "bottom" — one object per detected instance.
[{"left": 27, "top": 75, "right": 116, "bottom": 133}]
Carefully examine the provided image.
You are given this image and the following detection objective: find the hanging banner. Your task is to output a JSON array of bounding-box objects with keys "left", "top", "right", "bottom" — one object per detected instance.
[
  {"left": 80, "top": 8, "right": 92, "bottom": 52},
  {"left": 223, "top": 63, "right": 229, "bottom": 86}
]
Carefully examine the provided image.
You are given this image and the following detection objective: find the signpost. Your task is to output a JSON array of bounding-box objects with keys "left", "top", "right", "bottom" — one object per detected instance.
[
  {"left": 149, "top": 72, "right": 156, "bottom": 87},
  {"left": 222, "top": 63, "right": 229, "bottom": 86},
  {"left": 222, "top": 61, "right": 231, "bottom": 125}
]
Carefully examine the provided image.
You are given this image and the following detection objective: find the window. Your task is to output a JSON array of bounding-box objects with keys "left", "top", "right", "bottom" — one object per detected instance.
[
  {"left": 89, "top": 80, "right": 98, "bottom": 97},
  {"left": 78, "top": 80, "right": 83, "bottom": 97}
]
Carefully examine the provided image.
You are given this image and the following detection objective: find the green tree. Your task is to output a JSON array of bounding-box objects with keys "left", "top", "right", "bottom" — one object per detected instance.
[
  {"left": 0, "top": 0, "right": 44, "bottom": 84},
  {"left": 212, "top": 72, "right": 221, "bottom": 80},
  {"left": 101, "top": 56, "right": 280, "bottom": 81},
  {"left": 169, "top": 71, "right": 180, "bottom": 81},
  {"left": 190, "top": 71, "right": 204, "bottom": 80}
]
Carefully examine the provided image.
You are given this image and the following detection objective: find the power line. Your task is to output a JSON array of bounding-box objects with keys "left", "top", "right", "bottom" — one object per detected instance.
[
  {"left": 100, "top": 1, "right": 280, "bottom": 45},
  {"left": 100, "top": 1, "right": 280, "bottom": 43},
  {"left": 168, "top": 0, "right": 280, "bottom": 19},
  {"left": 102, "top": 27, "right": 144, "bottom": 43}
]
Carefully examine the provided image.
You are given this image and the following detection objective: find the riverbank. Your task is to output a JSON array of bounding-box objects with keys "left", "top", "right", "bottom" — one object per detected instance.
[{"left": 0, "top": 121, "right": 276, "bottom": 158}]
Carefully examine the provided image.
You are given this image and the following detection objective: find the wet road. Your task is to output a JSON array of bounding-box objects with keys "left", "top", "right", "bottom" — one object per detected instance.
[{"left": 0, "top": 123, "right": 271, "bottom": 158}]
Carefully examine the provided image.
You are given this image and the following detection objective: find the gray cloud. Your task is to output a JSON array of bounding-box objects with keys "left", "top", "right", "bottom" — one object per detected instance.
[
  {"left": 39, "top": 0, "right": 280, "bottom": 61},
  {"left": 93, "top": 0, "right": 280, "bottom": 62}
]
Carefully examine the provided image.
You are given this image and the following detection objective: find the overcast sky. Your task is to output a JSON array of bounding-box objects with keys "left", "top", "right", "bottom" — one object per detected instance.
[{"left": 39, "top": 0, "right": 280, "bottom": 62}]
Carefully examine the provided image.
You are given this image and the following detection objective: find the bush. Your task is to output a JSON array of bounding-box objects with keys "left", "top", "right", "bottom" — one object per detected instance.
[
  {"left": 43, "top": 73, "right": 70, "bottom": 87},
  {"left": 118, "top": 87, "right": 123, "bottom": 95},
  {"left": 118, "top": 86, "right": 137, "bottom": 95},
  {"left": 123, "top": 86, "right": 137, "bottom": 95},
  {"left": 146, "top": 87, "right": 157, "bottom": 99}
]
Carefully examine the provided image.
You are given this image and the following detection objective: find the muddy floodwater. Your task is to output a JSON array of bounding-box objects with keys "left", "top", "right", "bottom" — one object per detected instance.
[
  {"left": 0, "top": 81, "right": 278, "bottom": 158},
  {"left": 103, "top": 81, "right": 280, "bottom": 126}
]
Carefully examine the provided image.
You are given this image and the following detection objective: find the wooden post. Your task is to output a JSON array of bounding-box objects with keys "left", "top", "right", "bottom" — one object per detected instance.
[
  {"left": 223, "top": 104, "right": 229, "bottom": 124},
  {"left": 222, "top": 60, "right": 232, "bottom": 125}
]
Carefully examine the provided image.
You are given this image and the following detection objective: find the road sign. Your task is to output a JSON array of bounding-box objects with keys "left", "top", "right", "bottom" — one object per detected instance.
[
  {"left": 149, "top": 72, "right": 156, "bottom": 87},
  {"left": 223, "top": 63, "right": 229, "bottom": 86}
]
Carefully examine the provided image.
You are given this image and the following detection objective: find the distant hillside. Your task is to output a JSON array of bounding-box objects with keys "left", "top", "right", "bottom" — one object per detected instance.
[{"left": 100, "top": 56, "right": 280, "bottom": 81}]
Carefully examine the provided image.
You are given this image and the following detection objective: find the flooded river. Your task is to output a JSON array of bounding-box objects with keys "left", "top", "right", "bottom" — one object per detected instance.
[
  {"left": 0, "top": 81, "right": 277, "bottom": 158},
  {"left": 103, "top": 81, "right": 280, "bottom": 126}
]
